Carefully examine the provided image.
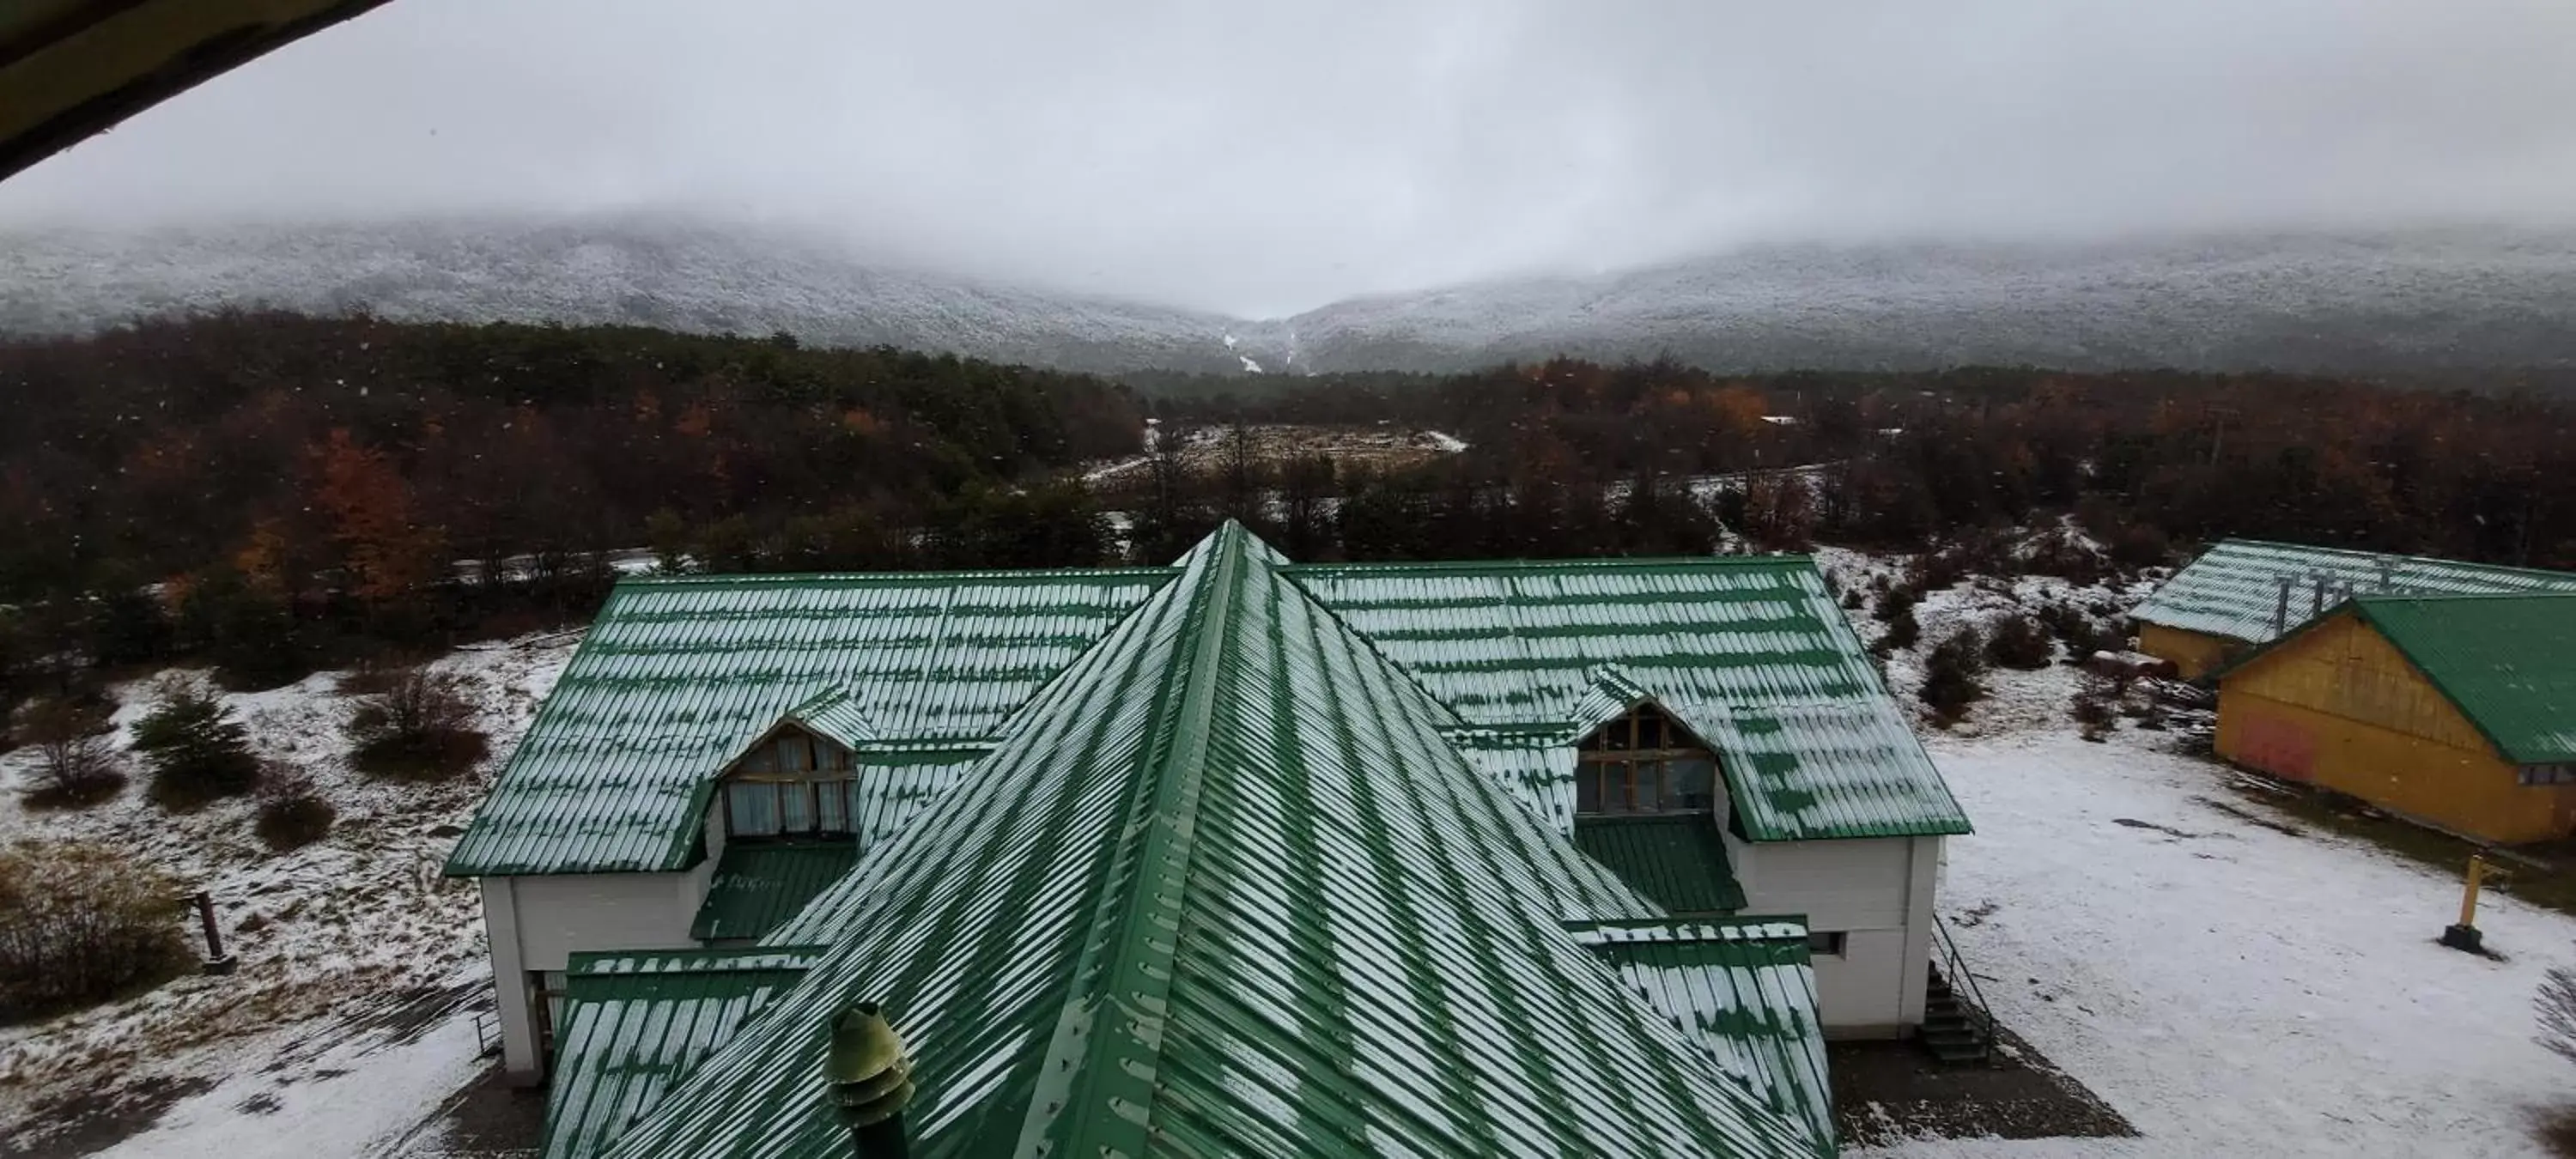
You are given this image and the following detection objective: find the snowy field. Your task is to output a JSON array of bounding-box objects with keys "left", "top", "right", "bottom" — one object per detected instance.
[
  {"left": 9, "top": 541, "right": 2575, "bottom": 1156},
  {"left": 0, "top": 636, "right": 575, "bottom": 1157},
  {"left": 1858, "top": 713, "right": 2576, "bottom": 1157}
]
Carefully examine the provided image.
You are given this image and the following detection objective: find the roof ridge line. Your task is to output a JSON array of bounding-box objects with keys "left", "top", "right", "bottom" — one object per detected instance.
[
  {"left": 2214, "top": 537, "right": 2576, "bottom": 579},
  {"left": 2354, "top": 590, "right": 2576, "bottom": 603},
  {"left": 613, "top": 565, "right": 1177, "bottom": 588},
  {"left": 1281, "top": 554, "right": 1813, "bottom": 574},
  {"left": 1020, "top": 524, "right": 1245, "bottom": 1154}
]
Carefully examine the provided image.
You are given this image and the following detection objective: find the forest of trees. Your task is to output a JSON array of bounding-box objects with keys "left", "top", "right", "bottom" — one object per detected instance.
[
  {"left": 9, "top": 313, "right": 2576, "bottom": 721},
  {"left": 0, "top": 313, "right": 1142, "bottom": 696}
]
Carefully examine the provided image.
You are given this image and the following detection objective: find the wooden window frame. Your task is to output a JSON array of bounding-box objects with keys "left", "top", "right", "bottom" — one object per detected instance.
[
  {"left": 1574, "top": 704, "right": 1717, "bottom": 818},
  {"left": 718, "top": 725, "right": 860, "bottom": 841}
]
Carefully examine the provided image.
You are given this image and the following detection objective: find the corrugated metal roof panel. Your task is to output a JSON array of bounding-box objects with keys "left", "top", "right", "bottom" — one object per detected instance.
[
  {"left": 779, "top": 685, "right": 875, "bottom": 750},
  {"left": 688, "top": 843, "right": 860, "bottom": 942},
  {"left": 445, "top": 568, "right": 1172, "bottom": 876},
  {"left": 542, "top": 947, "right": 822, "bottom": 1159},
  {"left": 1287, "top": 557, "right": 1967, "bottom": 841},
  {"left": 1571, "top": 815, "right": 1747, "bottom": 914},
  {"left": 2133, "top": 539, "right": 2576, "bottom": 646},
  {"left": 594, "top": 525, "right": 1822, "bottom": 1158},
  {"left": 1570, "top": 919, "right": 1836, "bottom": 1155},
  {"left": 2331, "top": 594, "right": 2576, "bottom": 763}
]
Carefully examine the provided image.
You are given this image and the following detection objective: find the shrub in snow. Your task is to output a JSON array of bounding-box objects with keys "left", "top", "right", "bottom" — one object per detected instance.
[
  {"left": 15, "top": 699, "right": 125, "bottom": 809},
  {"left": 2071, "top": 699, "right": 2116, "bottom": 727},
  {"left": 346, "top": 669, "right": 489, "bottom": 780},
  {"left": 1873, "top": 586, "right": 1917, "bottom": 623},
  {"left": 2038, "top": 601, "right": 2122, "bottom": 658},
  {"left": 132, "top": 683, "right": 261, "bottom": 810},
  {"left": 2538, "top": 965, "right": 2576, "bottom": 1068},
  {"left": 1874, "top": 603, "right": 1923, "bottom": 657},
  {"left": 1920, "top": 630, "right": 1990, "bottom": 722},
  {"left": 253, "top": 767, "right": 336, "bottom": 852},
  {"left": 1984, "top": 613, "right": 2056, "bottom": 671},
  {"left": 0, "top": 841, "right": 193, "bottom": 1023}
]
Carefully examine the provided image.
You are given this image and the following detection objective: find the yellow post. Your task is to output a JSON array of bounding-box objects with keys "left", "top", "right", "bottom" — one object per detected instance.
[{"left": 2459, "top": 855, "right": 2488, "bottom": 928}]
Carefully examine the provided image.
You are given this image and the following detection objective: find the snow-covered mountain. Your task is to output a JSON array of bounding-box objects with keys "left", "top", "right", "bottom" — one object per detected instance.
[
  {"left": 6, "top": 219, "right": 2574, "bottom": 376},
  {"left": 0, "top": 218, "right": 1267, "bottom": 374},
  {"left": 1281, "top": 231, "right": 2576, "bottom": 375}
]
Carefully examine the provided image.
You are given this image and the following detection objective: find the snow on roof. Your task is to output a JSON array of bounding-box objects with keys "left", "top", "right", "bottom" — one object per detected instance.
[
  {"left": 457, "top": 543, "right": 1965, "bottom": 877},
  {"left": 2134, "top": 538, "right": 2576, "bottom": 646},
  {"left": 586, "top": 524, "right": 1826, "bottom": 1158},
  {"left": 1284, "top": 556, "right": 1970, "bottom": 840},
  {"left": 441, "top": 569, "right": 1170, "bottom": 876}
]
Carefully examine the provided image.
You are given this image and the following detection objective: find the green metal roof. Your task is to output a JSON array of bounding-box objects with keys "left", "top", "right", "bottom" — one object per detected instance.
[
  {"left": 590, "top": 525, "right": 1824, "bottom": 1158},
  {"left": 1571, "top": 919, "right": 1837, "bottom": 1155},
  {"left": 688, "top": 843, "right": 860, "bottom": 943},
  {"left": 2234, "top": 593, "right": 2576, "bottom": 764},
  {"left": 1286, "top": 557, "right": 1970, "bottom": 841},
  {"left": 777, "top": 685, "right": 877, "bottom": 750},
  {"left": 2134, "top": 538, "right": 2576, "bottom": 646},
  {"left": 1573, "top": 814, "right": 1748, "bottom": 914},
  {"left": 543, "top": 947, "right": 823, "bottom": 1159},
  {"left": 444, "top": 568, "right": 1171, "bottom": 876}
]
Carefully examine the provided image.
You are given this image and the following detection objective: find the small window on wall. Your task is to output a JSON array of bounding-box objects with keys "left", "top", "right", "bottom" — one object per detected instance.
[
  {"left": 1575, "top": 702, "right": 1717, "bottom": 816},
  {"left": 1805, "top": 931, "right": 1847, "bottom": 957},
  {"left": 721, "top": 726, "right": 860, "bottom": 840},
  {"left": 2521, "top": 763, "right": 2576, "bottom": 786}
]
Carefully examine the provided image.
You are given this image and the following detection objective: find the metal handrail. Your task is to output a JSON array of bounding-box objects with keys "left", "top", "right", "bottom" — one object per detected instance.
[{"left": 1930, "top": 912, "right": 1995, "bottom": 1058}]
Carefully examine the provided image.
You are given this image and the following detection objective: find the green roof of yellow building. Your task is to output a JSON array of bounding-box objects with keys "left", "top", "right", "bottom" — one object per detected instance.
[{"left": 2229, "top": 592, "right": 2576, "bottom": 764}]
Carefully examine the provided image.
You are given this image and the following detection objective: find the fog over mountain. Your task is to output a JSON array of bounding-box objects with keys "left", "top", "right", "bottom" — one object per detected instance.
[
  {"left": 5, "top": 1, "right": 2576, "bottom": 323},
  {"left": 6, "top": 220, "right": 2575, "bottom": 378}
]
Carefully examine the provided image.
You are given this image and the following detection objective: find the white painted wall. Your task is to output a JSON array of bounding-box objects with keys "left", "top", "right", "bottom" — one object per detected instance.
[
  {"left": 478, "top": 877, "right": 539, "bottom": 1084},
  {"left": 481, "top": 861, "right": 716, "bottom": 1083},
  {"left": 507, "top": 869, "right": 711, "bottom": 969},
  {"left": 1735, "top": 834, "right": 1944, "bottom": 1037}
]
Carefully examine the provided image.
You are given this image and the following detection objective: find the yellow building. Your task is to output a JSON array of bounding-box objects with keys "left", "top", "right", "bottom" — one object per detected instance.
[
  {"left": 2135, "top": 540, "right": 2576, "bottom": 680},
  {"left": 2215, "top": 593, "right": 2576, "bottom": 845}
]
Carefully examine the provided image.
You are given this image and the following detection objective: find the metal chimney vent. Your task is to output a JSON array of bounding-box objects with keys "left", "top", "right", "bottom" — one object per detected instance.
[{"left": 826, "top": 1002, "right": 915, "bottom": 1159}]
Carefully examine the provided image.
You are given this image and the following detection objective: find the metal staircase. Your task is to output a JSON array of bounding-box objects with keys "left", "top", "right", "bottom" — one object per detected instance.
[{"left": 1922, "top": 915, "right": 1995, "bottom": 1065}]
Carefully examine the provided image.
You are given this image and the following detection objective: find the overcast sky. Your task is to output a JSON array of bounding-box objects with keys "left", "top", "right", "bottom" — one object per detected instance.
[{"left": 4, "top": 0, "right": 2574, "bottom": 315}]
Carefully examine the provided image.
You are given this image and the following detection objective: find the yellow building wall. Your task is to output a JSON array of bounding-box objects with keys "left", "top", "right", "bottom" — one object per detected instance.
[
  {"left": 2137, "top": 622, "right": 2241, "bottom": 680},
  {"left": 2215, "top": 614, "right": 2576, "bottom": 844}
]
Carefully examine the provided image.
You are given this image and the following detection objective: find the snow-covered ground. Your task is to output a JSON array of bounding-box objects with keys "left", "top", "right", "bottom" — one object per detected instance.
[
  {"left": 1810, "top": 532, "right": 2576, "bottom": 1156},
  {"left": 82, "top": 968, "right": 491, "bottom": 1159},
  {"left": 1862, "top": 729, "right": 2576, "bottom": 1158},
  {"left": 0, "top": 635, "right": 577, "bottom": 1156},
  {"left": 1078, "top": 422, "right": 1469, "bottom": 484}
]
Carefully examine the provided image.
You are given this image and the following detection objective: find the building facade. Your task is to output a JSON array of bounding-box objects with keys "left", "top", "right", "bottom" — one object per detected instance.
[
  {"left": 446, "top": 526, "right": 1973, "bottom": 1156},
  {"left": 2216, "top": 593, "right": 2576, "bottom": 844}
]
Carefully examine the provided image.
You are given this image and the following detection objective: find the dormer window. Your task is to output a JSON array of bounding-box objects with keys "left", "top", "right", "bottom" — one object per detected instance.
[
  {"left": 721, "top": 726, "right": 860, "bottom": 840},
  {"left": 1576, "top": 702, "right": 1716, "bottom": 816}
]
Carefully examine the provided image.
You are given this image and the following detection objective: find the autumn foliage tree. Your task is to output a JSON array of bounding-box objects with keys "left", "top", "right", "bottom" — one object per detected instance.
[{"left": 313, "top": 428, "right": 446, "bottom": 619}]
